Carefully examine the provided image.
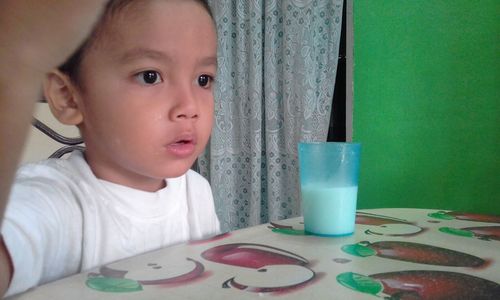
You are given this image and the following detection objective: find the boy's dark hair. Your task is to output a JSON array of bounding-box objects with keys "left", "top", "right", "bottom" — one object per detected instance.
[{"left": 59, "top": 0, "right": 213, "bottom": 84}]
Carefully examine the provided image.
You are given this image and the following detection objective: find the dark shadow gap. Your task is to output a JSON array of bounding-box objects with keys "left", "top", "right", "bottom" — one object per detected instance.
[{"left": 327, "top": 0, "right": 346, "bottom": 142}]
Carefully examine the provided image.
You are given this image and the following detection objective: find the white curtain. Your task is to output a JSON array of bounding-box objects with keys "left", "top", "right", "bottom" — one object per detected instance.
[{"left": 200, "top": 0, "right": 344, "bottom": 231}]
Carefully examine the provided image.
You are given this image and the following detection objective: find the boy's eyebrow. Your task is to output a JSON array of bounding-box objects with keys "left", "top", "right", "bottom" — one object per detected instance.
[
  {"left": 118, "top": 47, "right": 170, "bottom": 63},
  {"left": 198, "top": 56, "right": 218, "bottom": 67},
  {"left": 118, "top": 47, "right": 217, "bottom": 67}
]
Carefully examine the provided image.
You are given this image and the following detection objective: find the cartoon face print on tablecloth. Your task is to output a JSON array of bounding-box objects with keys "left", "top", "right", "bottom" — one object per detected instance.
[
  {"left": 342, "top": 241, "right": 487, "bottom": 267},
  {"left": 428, "top": 211, "right": 500, "bottom": 223},
  {"left": 268, "top": 220, "right": 306, "bottom": 235},
  {"left": 86, "top": 257, "right": 204, "bottom": 293},
  {"left": 201, "top": 243, "right": 317, "bottom": 294},
  {"left": 268, "top": 212, "right": 425, "bottom": 237},
  {"left": 337, "top": 270, "right": 500, "bottom": 299},
  {"left": 355, "top": 212, "right": 424, "bottom": 236}
]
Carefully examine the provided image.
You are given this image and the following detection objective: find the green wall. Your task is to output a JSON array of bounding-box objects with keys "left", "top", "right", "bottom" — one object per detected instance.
[{"left": 353, "top": 0, "right": 499, "bottom": 213}]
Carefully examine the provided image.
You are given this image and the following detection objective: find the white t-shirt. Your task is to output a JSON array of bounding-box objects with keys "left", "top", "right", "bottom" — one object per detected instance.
[{"left": 1, "top": 151, "right": 220, "bottom": 296}]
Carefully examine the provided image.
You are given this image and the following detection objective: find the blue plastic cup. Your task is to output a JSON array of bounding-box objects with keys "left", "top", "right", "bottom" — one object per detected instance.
[{"left": 298, "top": 142, "right": 361, "bottom": 236}]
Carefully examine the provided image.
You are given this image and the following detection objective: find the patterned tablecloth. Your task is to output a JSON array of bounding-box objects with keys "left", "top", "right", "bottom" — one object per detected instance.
[{"left": 9, "top": 208, "right": 500, "bottom": 299}]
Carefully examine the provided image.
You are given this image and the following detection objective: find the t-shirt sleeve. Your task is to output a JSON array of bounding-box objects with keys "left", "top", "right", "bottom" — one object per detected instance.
[{"left": 1, "top": 174, "right": 83, "bottom": 297}]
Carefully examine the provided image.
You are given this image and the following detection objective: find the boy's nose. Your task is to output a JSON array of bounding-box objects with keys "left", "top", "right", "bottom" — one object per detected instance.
[{"left": 170, "top": 88, "right": 199, "bottom": 120}]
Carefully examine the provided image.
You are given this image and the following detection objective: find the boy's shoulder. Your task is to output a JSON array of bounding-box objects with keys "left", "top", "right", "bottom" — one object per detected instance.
[
  {"left": 184, "top": 169, "right": 212, "bottom": 191},
  {"left": 185, "top": 169, "right": 208, "bottom": 181},
  {"left": 15, "top": 151, "right": 89, "bottom": 185}
]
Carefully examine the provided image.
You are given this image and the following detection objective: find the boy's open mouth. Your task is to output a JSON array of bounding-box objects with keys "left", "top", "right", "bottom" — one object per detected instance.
[
  {"left": 172, "top": 135, "right": 196, "bottom": 145},
  {"left": 173, "top": 139, "right": 192, "bottom": 145},
  {"left": 166, "top": 135, "right": 197, "bottom": 157}
]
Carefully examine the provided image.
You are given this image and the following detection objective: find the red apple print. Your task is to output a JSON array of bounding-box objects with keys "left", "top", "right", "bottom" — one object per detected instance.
[
  {"left": 201, "top": 243, "right": 309, "bottom": 268},
  {"left": 99, "top": 258, "right": 204, "bottom": 285},
  {"left": 86, "top": 258, "right": 205, "bottom": 293},
  {"left": 337, "top": 271, "right": 500, "bottom": 299},
  {"left": 463, "top": 226, "right": 500, "bottom": 241},
  {"left": 268, "top": 221, "right": 306, "bottom": 235},
  {"left": 356, "top": 212, "right": 416, "bottom": 226},
  {"left": 374, "top": 271, "right": 500, "bottom": 299},
  {"left": 356, "top": 212, "right": 424, "bottom": 236},
  {"left": 201, "top": 243, "right": 315, "bottom": 293},
  {"left": 221, "top": 264, "right": 315, "bottom": 293},
  {"left": 450, "top": 212, "right": 500, "bottom": 223},
  {"left": 440, "top": 226, "right": 500, "bottom": 241},
  {"left": 429, "top": 211, "right": 500, "bottom": 223},
  {"left": 342, "top": 241, "right": 486, "bottom": 267}
]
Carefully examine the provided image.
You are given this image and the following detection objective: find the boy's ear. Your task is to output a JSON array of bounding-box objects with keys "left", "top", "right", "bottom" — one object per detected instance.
[{"left": 43, "top": 70, "right": 83, "bottom": 126}]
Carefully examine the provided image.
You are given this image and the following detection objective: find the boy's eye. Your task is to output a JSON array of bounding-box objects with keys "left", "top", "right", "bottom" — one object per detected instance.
[
  {"left": 135, "top": 70, "right": 162, "bottom": 85},
  {"left": 198, "top": 74, "right": 213, "bottom": 88}
]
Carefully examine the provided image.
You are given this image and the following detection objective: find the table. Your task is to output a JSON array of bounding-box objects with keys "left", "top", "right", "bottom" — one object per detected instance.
[{"left": 9, "top": 208, "right": 500, "bottom": 299}]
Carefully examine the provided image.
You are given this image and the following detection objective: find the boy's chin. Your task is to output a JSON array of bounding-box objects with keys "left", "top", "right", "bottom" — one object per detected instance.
[{"left": 158, "top": 162, "right": 197, "bottom": 178}]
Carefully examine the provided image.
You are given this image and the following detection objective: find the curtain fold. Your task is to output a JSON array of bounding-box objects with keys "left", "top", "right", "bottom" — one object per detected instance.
[{"left": 201, "top": 0, "right": 343, "bottom": 232}]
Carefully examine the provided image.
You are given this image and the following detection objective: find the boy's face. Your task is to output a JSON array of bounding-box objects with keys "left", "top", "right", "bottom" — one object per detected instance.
[{"left": 74, "top": 0, "right": 217, "bottom": 191}]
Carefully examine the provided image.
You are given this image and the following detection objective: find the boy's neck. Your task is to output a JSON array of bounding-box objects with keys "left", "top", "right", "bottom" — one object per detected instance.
[{"left": 83, "top": 152, "right": 167, "bottom": 192}]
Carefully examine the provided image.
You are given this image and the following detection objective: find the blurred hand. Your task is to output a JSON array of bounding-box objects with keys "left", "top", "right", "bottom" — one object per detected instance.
[
  {"left": 0, "top": 0, "right": 107, "bottom": 73},
  {"left": 0, "top": 2, "right": 106, "bottom": 295}
]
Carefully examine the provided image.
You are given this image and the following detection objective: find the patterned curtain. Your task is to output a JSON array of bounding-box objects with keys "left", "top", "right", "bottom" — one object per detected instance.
[{"left": 200, "top": 0, "right": 343, "bottom": 232}]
